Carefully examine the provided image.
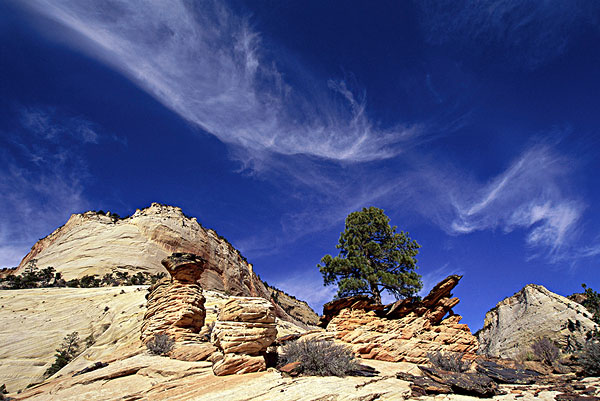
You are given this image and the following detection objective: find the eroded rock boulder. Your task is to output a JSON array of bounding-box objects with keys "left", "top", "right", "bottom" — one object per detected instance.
[
  {"left": 477, "top": 284, "right": 598, "bottom": 358},
  {"left": 210, "top": 296, "right": 277, "bottom": 375},
  {"left": 325, "top": 275, "right": 479, "bottom": 364},
  {"left": 140, "top": 253, "right": 207, "bottom": 344}
]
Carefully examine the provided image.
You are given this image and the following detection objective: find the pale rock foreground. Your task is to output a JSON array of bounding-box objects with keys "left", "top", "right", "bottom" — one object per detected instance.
[
  {"left": 477, "top": 284, "right": 598, "bottom": 358},
  {"left": 13, "top": 352, "right": 598, "bottom": 401},
  {"left": 0, "top": 286, "right": 305, "bottom": 393}
]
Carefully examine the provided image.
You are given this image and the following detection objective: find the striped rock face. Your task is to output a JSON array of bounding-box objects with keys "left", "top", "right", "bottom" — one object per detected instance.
[
  {"left": 210, "top": 296, "right": 277, "bottom": 375},
  {"left": 477, "top": 284, "right": 598, "bottom": 359},
  {"left": 324, "top": 275, "right": 480, "bottom": 364},
  {"left": 140, "top": 254, "right": 208, "bottom": 344}
]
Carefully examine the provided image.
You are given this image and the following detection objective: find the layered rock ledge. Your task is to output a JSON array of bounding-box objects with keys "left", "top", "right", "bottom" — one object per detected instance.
[
  {"left": 323, "top": 275, "right": 479, "bottom": 364},
  {"left": 211, "top": 297, "right": 277, "bottom": 375},
  {"left": 140, "top": 253, "right": 207, "bottom": 344}
]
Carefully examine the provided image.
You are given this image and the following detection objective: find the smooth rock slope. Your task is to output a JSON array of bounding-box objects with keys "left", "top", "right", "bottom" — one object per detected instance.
[
  {"left": 477, "top": 284, "right": 598, "bottom": 358},
  {"left": 13, "top": 203, "right": 318, "bottom": 327}
]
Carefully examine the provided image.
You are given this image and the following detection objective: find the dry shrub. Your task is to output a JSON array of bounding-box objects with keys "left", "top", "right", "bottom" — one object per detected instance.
[
  {"left": 427, "top": 351, "right": 471, "bottom": 372},
  {"left": 279, "top": 338, "right": 358, "bottom": 376},
  {"left": 578, "top": 331, "right": 600, "bottom": 376},
  {"left": 146, "top": 333, "right": 174, "bottom": 356},
  {"left": 531, "top": 337, "right": 560, "bottom": 366}
]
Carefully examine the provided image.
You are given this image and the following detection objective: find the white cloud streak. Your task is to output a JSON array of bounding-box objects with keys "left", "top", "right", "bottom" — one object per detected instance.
[
  {"left": 22, "top": 0, "right": 421, "bottom": 163},
  {"left": 15, "top": 1, "right": 593, "bottom": 267},
  {"left": 409, "top": 144, "right": 584, "bottom": 261}
]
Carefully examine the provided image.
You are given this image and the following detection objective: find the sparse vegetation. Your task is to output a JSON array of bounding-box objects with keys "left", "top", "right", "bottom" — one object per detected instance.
[
  {"left": 427, "top": 351, "right": 471, "bottom": 373},
  {"left": 279, "top": 338, "right": 358, "bottom": 377},
  {"left": 581, "top": 284, "right": 600, "bottom": 324},
  {"left": 0, "top": 267, "right": 165, "bottom": 290},
  {"left": 531, "top": 337, "right": 560, "bottom": 366},
  {"left": 0, "top": 260, "right": 64, "bottom": 290},
  {"left": 578, "top": 330, "right": 600, "bottom": 376},
  {"left": 45, "top": 332, "right": 81, "bottom": 377},
  {"left": 146, "top": 333, "right": 174, "bottom": 356}
]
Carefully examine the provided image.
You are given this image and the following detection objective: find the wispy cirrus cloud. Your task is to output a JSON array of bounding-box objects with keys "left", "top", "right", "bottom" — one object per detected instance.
[
  {"left": 21, "top": 0, "right": 422, "bottom": 163},
  {"left": 416, "top": 0, "right": 600, "bottom": 69},
  {"left": 16, "top": 1, "right": 594, "bottom": 268},
  {"left": 407, "top": 143, "right": 584, "bottom": 262},
  {"left": 0, "top": 107, "right": 114, "bottom": 268}
]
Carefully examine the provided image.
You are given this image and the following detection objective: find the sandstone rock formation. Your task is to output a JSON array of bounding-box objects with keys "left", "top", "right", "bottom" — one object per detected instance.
[
  {"left": 140, "top": 253, "right": 207, "bottom": 344},
  {"left": 210, "top": 297, "right": 277, "bottom": 375},
  {"left": 0, "top": 286, "right": 306, "bottom": 393},
  {"left": 324, "top": 275, "right": 479, "bottom": 364},
  {"left": 13, "top": 203, "right": 315, "bottom": 327},
  {"left": 477, "top": 284, "right": 598, "bottom": 358},
  {"left": 15, "top": 203, "right": 258, "bottom": 293}
]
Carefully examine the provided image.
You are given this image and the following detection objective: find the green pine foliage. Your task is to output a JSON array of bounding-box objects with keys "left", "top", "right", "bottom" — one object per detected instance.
[
  {"left": 318, "top": 206, "right": 422, "bottom": 304},
  {"left": 581, "top": 284, "right": 600, "bottom": 325}
]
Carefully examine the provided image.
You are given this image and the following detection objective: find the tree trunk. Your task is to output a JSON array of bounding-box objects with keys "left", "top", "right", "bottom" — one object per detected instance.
[{"left": 370, "top": 282, "right": 382, "bottom": 304}]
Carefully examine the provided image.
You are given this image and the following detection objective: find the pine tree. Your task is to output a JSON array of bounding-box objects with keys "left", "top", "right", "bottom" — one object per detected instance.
[
  {"left": 45, "top": 332, "right": 80, "bottom": 377},
  {"left": 318, "top": 207, "right": 422, "bottom": 304}
]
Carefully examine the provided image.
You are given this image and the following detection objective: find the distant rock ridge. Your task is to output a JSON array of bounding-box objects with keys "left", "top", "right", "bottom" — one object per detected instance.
[
  {"left": 477, "top": 283, "right": 598, "bottom": 358},
  {"left": 14, "top": 203, "right": 317, "bottom": 327}
]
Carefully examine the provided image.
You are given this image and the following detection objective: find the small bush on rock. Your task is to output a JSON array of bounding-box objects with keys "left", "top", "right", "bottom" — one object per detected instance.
[
  {"left": 578, "top": 331, "right": 600, "bottom": 376},
  {"left": 427, "top": 351, "right": 471, "bottom": 372},
  {"left": 532, "top": 337, "right": 560, "bottom": 366},
  {"left": 279, "top": 338, "right": 358, "bottom": 376},
  {"left": 146, "top": 333, "right": 174, "bottom": 356}
]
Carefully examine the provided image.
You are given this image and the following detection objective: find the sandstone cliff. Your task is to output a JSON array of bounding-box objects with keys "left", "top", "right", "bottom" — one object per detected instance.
[
  {"left": 14, "top": 203, "right": 314, "bottom": 327},
  {"left": 477, "top": 284, "right": 598, "bottom": 358}
]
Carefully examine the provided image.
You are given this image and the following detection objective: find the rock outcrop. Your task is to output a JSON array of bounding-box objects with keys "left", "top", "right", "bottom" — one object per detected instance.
[
  {"left": 0, "top": 285, "right": 307, "bottom": 393},
  {"left": 140, "top": 253, "right": 207, "bottom": 344},
  {"left": 264, "top": 284, "right": 319, "bottom": 326},
  {"left": 324, "top": 275, "right": 479, "bottom": 364},
  {"left": 13, "top": 203, "right": 313, "bottom": 327},
  {"left": 210, "top": 297, "right": 277, "bottom": 375},
  {"left": 477, "top": 284, "right": 598, "bottom": 358}
]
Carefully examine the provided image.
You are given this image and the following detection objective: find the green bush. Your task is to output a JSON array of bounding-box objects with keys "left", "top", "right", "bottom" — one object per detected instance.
[
  {"left": 146, "top": 333, "right": 174, "bottom": 356},
  {"left": 427, "top": 351, "right": 471, "bottom": 372},
  {"left": 279, "top": 338, "right": 358, "bottom": 376},
  {"left": 45, "top": 332, "right": 81, "bottom": 377},
  {"left": 581, "top": 284, "right": 600, "bottom": 325}
]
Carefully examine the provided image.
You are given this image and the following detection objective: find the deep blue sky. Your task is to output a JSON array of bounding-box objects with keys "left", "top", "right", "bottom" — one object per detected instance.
[{"left": 2, "top": 0, "right": 600, "bottom": 330}]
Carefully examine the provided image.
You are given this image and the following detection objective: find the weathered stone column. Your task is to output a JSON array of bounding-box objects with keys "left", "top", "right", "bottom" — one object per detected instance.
[
  {"left": 140, "top": 253, "right": 207, "bottom": 344},
  {"left": 210, "top": 297, "right": 277, "bottom": 375}
]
